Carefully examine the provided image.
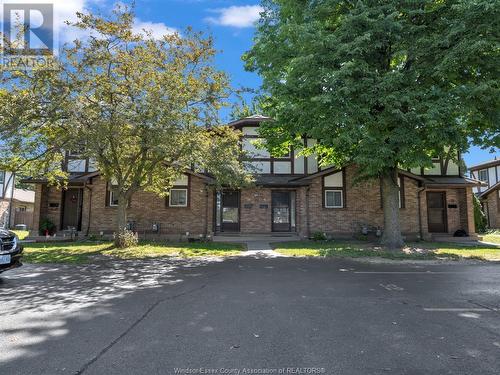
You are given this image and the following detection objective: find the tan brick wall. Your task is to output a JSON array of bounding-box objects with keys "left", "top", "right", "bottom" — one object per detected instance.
[
  {"left": 38, "top": 185, "right": 63, "bottom": 231},
  {"left": 240, "top": 188, "right": 272, "bottom": 233},
  {"left": 301, "top": 166, "right": 422, "bottom": 239},
  {"left": 485, "top": 189, "right": 499, "bottom": 229},
  {"left": 83, "top": 175, "right": 213, "bottom": 237},
  {"left": 29, "top": 167, "right": 477, "bottom": 240}
]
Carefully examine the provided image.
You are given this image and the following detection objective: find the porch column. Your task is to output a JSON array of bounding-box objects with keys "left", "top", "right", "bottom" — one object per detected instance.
[
  {"left": 31, "top": 184, "right": 43, "bottom": 235},
  {"left": 465, "top": 187, "right": 476, "bottom": 235}
]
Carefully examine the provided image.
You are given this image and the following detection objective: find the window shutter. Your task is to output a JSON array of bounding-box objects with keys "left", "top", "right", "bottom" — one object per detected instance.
[{"left": 105, "top": 182, "right": 110, "bottom": 207}]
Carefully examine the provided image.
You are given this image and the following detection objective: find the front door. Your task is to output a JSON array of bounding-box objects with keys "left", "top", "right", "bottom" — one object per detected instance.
[
  {"left": 62, "top": 188, "right": 83, "bottom": 231},
  {"left": 427, "top": 192, "right": 447, "bottom": 233},
  {"left": 221, "top": 191, "right": 240, "bottom": 232},
  {"left": 272, "top": 191, "right": 291, "bottom": 232}
]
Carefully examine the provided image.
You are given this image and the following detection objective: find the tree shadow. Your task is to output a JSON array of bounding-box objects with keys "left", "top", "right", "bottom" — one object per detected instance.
[{"left": 0, "top": 256, "right": 225, "bottom": 374}]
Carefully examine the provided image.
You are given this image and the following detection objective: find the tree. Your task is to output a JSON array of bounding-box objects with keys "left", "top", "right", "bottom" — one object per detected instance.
[
  {"left": 0, "top": 6, "right": 250, "bottom": 246},
  {"left": 244, "top": 0, "right": 499, "bottom": 248}
]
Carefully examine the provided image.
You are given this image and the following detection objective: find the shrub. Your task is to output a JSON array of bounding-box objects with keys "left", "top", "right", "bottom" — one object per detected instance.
[
  {"left": 39, "top": 218, "right": 56, "bottom": 236},
  {"left": 114, "top": 229, "right": 139, "bottom": 248},
  {"left": 473, "top": 195, "right": 487, "bottom": 233},
  {"left": 312, "top": 231, "right": 327, "bottom": 241}
]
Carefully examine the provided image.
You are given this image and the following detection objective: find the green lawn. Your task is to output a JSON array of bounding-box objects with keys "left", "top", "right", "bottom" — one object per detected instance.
[
  {"left": 12, "top": 230, "right": 30, "bottom": 240},
  {"left": 22, "top": 241, "right": 244, "bottom": 264},
  {"left": 481, "top": 231, "right": 500, "bottom": 244},
  {"left": 273, "top": 240, "right": 500, "bottom": 261}
]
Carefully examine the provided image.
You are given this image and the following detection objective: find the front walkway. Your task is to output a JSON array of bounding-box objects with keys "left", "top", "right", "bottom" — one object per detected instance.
[{"left": 214, "top": 234, "right": 300, "bottom": 257}]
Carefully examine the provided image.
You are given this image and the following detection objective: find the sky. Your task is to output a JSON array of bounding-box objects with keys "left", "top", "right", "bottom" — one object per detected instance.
[{"left": 14, "top": 0, "right": 499, "bottom": 168}]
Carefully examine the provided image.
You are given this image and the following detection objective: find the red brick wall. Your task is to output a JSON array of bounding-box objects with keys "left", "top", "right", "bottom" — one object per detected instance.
[
  {"left": 301, "top": 168, "right": 421, "bottom": 239},
  {"left": 82, "top": 175, "right": 213, "bottom": 237},
  {"left": 485, "top": 190, "right": 499, "bottom": 229}
]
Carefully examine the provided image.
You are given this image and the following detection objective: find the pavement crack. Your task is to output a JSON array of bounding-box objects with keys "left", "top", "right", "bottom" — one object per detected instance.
[{"left": 74, "top": 283, "right": 209, "bottom": 375}]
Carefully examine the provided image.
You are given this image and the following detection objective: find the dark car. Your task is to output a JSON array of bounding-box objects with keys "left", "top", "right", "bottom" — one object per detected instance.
[{"left": 0, "top": 229, "right": 23, "bottom": 274}]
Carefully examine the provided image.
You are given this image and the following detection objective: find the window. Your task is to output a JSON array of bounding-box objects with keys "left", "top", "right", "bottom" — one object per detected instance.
[
  {"left": 325, "top": 190, "right": 343, "bottom": 208},
  {"left": 109, "top": 190, "right": 119, "bottom": 206},
  {"left": 169, "top": 189, "right": 188, "bottom": 207},
  {"left": 0, "top": 171, "right": 4, "bottom": 184},
  {"left": 478, "top": 169, "right": 488, "bottom": 183},
  {"left": 398, "top": 176, "right": 405, "bottom": 209}
]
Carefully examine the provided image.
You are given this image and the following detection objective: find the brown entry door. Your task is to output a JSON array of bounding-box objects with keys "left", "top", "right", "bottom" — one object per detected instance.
[
  {"left": 62, "top": 188, "right": 83, "bottom": 231},
  {"left": 427, "top": 192, "right": 447, "bottom": 233},
  {"left": 221, "top": 191, "right": 240, "bottom": 232},
  {"left": 272, "top": 191, "right": 291, "bottom": 232}
]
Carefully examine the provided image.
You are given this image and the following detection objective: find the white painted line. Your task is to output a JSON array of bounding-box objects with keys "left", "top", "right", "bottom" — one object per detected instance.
[
  {"left": 354, "top": 271, "right": 465, "bottom": 274},
  {"left": 423, "top": 308, "right": 498, "bottom": 312}
]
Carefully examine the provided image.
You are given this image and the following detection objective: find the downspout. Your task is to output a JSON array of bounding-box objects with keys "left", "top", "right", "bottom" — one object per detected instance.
[
  {"left": 417, "top": 185, "right": 426, "bottom": 240},
  {"left": 306, "top": 186, "right": 311, "bottom": 239},
  {"left": 85, "top": 182, "right": 93, "bottom": 237},
  {"left": 7, "top": 173, "right": 15, "bottom": 229},
  {"left": 204, "top": 186, "right": 209, "bottom": 237}
]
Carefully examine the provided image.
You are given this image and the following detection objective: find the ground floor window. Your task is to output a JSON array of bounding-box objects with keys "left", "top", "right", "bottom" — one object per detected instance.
[
  {"left": 325, "top": 190, "right": 343, "bottom": 208},
  {"left": 169, "top": 189, "right": 188, "bottom": 207}
]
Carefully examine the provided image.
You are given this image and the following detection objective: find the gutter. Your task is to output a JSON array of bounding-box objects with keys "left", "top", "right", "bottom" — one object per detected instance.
[
  {"left": 305, "top": 186, "right": 311, "bottom": 238},
  {"left": 84, "top": 182, "right": 93, "bottom": 237},
  {"left": 417, "top": 185, "right": 426, "bottom": 240}
]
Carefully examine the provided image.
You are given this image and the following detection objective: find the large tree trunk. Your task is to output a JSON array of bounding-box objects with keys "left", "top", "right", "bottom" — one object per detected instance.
[
  {"left": 380, "top": 167, "right": 405, "bottom": 250},
  {"left": 115, "top": 195, "right": 128, "bottom": 244}
]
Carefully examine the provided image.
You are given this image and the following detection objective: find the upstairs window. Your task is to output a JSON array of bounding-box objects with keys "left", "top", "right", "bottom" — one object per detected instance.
[
  {"left": 323, "top": 170, "right": 345, "bottom": 208},
  {"left": 166, "top": 175, "right": 189, "bottom": 208},
  {"left": 478, "top": 169, "right": 488, "bottom": 183}
]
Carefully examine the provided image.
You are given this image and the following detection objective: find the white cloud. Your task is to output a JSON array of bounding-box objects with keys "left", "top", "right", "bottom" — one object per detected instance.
[
  {"left": 0, "top": 0, "right": 176, "bottom": 47},
  {"left": 132, "top": 19, "right": 177, "bottom": 39},
  {"left": 206, "top": 5, "right": 263, "bottom": 28}
]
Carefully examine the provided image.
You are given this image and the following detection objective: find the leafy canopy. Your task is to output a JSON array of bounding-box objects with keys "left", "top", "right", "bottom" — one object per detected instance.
[
  {"left": 244, "top": 0, "right": 499, "bottom": 178},
  {"left": 0, "top": 6, "right": 251, "bottom": 194}
]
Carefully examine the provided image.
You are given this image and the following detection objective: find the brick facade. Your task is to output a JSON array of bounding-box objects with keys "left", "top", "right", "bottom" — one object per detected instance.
[
  {"left": 31, "top": 165, "right": 476, "bottom": 240},
  {"left": 484, "top": 189, "right": 500, "bottom": 229}
]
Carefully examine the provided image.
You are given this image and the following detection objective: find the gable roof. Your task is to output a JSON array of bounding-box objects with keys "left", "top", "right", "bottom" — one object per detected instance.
[
  {"left": 478, "top": 181, "right": 500, "bottom": 198},
  {"left": 227, "top": 115, "right": 272, "bottom": 129},
  {"left": 468, "top": 158, "right": 500, "bottom": 171}
]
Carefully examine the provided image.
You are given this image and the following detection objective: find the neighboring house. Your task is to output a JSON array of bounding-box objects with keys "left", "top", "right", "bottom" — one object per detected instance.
[
  {"left": 469, "top": 158, "right": 500, "bottom": 194},
  {"left": 0, "top": 172, "right": 35, "bottom": 229},
  {"left": 26, "top": 116, "right": 481, "bottom": 240},
  {"left": 470, "top": 158, "right": 500, "bottom": 229}
]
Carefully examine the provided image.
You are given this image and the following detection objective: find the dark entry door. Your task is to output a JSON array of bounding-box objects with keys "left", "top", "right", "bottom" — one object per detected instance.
[
  {"left": 427, "top": 192, "right": 447, "bottom": 233},
  {"left": 272, "top": 191, "right": 291, "bottom": 232},
  {"left": 62, "top": 188, "right": 83, "bottom": 230},
  {"left": 221, "top": 191, "right": 240, "bottom": 232}
]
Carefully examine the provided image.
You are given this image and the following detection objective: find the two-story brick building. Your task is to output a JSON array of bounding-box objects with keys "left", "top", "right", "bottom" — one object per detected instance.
[
  {"left": 27, "top": 115, "right": 481, "bottom": 240},
  {"left": 470, "top": 158, "right": 500, "bottom": 228}
]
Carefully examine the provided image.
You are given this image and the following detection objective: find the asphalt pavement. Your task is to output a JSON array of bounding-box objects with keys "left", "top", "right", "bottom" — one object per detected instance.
[{"left": 1, "top": 255, "right": 499, "bottom": 375}]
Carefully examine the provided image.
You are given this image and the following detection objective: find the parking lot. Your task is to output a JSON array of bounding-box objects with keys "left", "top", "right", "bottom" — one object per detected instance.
[{"left": 1, "top": 256, "right": 500, "bottom": 375}]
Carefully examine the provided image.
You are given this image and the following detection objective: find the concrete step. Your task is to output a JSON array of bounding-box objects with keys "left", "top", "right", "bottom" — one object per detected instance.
[{"left": 431, "top": 234, "right": 483, "bottom": 243}]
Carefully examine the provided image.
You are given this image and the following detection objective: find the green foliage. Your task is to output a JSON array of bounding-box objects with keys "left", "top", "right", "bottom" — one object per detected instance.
[
  {"left": 473, "top": 195, "right": 488, "bottom": 233},
  {"left": 244, "top": 0, "right": 499, "bottom": 177},
  {"left": 39, "top": 218, "right": 56, "bottom": 236},
  {"left": 0, "top": 5, "right": 251, "bottom": 241},
  {"left": 311, "top": 231, "right": 327, "bottom": 241},
  {"left": 113, "top": 229, "right": 139, "bottom": 249}
]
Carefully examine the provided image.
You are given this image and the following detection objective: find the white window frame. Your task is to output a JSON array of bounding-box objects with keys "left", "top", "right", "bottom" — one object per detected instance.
[
  {"left": 478, "top": 169, "right": 488, "bottom": 182},
  {"left": 109, "top": 190, "right": 119, "bottom": 207},
  {"left": 325, "top": 189, "right": 343, "bottom": 209},
  {"left": 169, "top": 188, "right": 188, "bottom": 207},
  {"left": 0, "top": 171, "right": 4, "bottom": 184}
]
